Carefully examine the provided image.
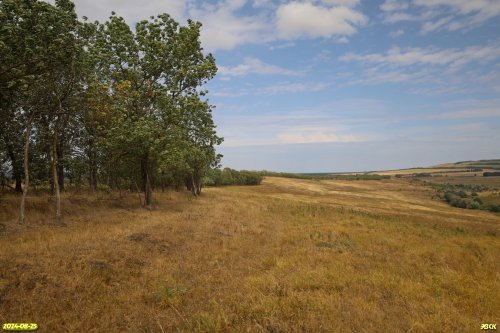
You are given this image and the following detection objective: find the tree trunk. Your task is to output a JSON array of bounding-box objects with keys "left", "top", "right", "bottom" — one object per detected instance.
[
  {"left": 190, "top": 174, "right": 198, "bottom": 197},
  {"left": 57, "top": 142, "right": 64, "bottom": 191},
  {"left": 6, "top": 144, "right": 23, "bottom": 193},
  {"left": 141, "top": 154, "right": 152, "bottom": 206},
  {"left": 195, "top": 169, "right": 202, "bottom": 196},
  {"left": 89, "top": 148, "right": 98, "bottom": 191},
  {"left": 52, "top": 115, "right": 62, "bottom": 224},
  {"left": 19, "top": 116, "right": 33, "bottom": 224},
  {"left": 145, "top": 170, "right": 152, "bottom": 206},
  {"left": 189, "top": 169, "right": 201, "bottom": 196},
  {"left": 52, "top": 132, "right": 62, "bottom": 223}
]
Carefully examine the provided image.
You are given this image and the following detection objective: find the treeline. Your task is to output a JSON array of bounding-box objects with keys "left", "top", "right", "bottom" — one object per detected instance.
[
  {"left": 0, "top": 0, "right": 222, "bottom": 223},
  {"left": 483, "top": 172, "right": 500, "bottom": 177},
  {"left": 260, "top": 171, "right": 389, "bottom": 181},
  {"left": 203, "top": 168, "right": 263, "bottom": 186}
]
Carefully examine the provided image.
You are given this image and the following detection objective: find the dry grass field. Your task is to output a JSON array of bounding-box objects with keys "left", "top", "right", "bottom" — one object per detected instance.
[
  {"left": 0, "top": 177, "right": 499, "bottom": 332},
  {"left": 424, "top": 176, "right": 500, "bottom": 188}
]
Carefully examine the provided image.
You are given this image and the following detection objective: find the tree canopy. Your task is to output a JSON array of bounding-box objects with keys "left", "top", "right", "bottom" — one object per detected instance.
[{"left": 0, "top": 0, "right": 222, "bottom": 222}]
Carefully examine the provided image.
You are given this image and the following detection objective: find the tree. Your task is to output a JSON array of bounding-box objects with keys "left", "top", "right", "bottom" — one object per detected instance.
[
  {"left": 96, "top": 13, "right": 218, "bottom": 205},
  {"left": 1, "top": 0, "right": 223, "bottom": 223}
]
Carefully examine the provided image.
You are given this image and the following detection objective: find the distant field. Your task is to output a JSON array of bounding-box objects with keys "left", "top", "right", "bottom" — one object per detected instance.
[
  {"left": 424, "top": 176, "right": 500, "bottom": 187},
  {"left": 0, "top": 177, "right": 499, "bottom": 332},
  {"left": 370, "top": 168, "right": 469, "bottom": 176},
  {"left": 435, "top": 159, "right": 500, "bottom": 169}
]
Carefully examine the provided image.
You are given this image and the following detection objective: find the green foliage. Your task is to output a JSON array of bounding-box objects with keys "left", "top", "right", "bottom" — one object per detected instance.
[
  {"left": 259, "top": 171, "right": 390, "bottom": 181},
  {"left": 432, "top": 182, "right": 499, "bottom": 212},
  {"left": 415, "top": 173, "right": 432, "bottom": 178},
  {"left": 202, "top": 168, "right": 263, "bottom": 186},
  {"left": 483, "top": 172, "right": 500, "bottom": 177},
  {"left": 1, "top": 0, "right": 223, "bottom": 215}
]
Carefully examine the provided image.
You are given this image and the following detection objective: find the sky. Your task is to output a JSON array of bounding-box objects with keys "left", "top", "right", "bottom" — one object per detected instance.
[{"left": 71, "top": 0, "right": 500, "bottom": 172}]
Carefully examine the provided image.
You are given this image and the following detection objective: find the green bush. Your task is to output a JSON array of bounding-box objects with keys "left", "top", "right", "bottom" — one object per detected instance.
[
  {"left": 444, "top": 192, "right": 458, "bottom": 203},
  {"left": 468, "top": 201, "right": 481, "bottom": 210},
  {"left": 488, "top": 205, "right": 500, "bottom": 212},
  {"left": 483, "top": 172, "right": 500, "bottom": 177},
  {"left": 203, "top": 168, "right": 263, "bottom": 186},
  {"left": 472, "top": 197, "right": 483, "bottom": 204}
]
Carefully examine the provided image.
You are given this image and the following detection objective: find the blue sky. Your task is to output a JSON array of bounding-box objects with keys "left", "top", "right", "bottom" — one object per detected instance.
[{"left": 72, "top": 0, "right": 500, "bottom": 172}]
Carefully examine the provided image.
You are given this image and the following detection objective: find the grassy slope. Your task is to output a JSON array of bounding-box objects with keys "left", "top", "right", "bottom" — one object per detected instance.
[
  {"left": 362, "top": 159, "right": 500, "bottom": 177},
  {"left": 0, "top": 178, "right": 499, "bottom": 333},
  {"left": 435, "top": 159, "right": 500, "bottom": 169}
]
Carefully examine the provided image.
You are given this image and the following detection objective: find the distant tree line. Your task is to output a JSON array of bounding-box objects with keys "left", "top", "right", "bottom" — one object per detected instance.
[
  {"left": 259, "top": 171, "right": 389, "bottom": 181},
  {"left": 483, "top": 172, "right": 500, "bottom": 177},
  {"left": 0, "top": 0, "right": 222, "bottom": 223},
  {"left": 203, "top": 168, "right": 263, "bottom": 186}
]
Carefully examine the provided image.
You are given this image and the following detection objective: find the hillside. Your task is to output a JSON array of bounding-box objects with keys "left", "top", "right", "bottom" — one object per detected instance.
[
  {"left": 1, "top": 177, "right": 498, "bottom": 332},
  {"left": 434, "top": 159, "right": 500, "bottom": 169}
]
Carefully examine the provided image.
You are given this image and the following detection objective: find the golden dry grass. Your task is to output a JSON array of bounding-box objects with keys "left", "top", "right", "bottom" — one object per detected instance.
[{"left": 0, "top": 177, "right": 499, "bottom": 332}]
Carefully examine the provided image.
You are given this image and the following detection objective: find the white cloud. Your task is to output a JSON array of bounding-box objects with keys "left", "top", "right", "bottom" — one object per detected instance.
[
  {"left": 277, "top": 129, "right": 369, "bottom": 144},
  {"left": 218, "top": 112, "right": 376, "bottom": 146},
  {"left": 269, "top": 42, "right": 296, "bottom": 50},
  {"left": 218, "top": 58, "right": 300, "bottom": 77},
  {"left": 380, "top": 0, "right": 409, "bottom": 12},
  {"left": 252, "top": 0, "right": 275, "bottom": 8},
  {"left": 322, "top": 0, "right": 360, "bottom": 7},
  {"left": 188, "top": 1, "right": 272, "bottom": 52},
  {"left": 72, "top": 0, "right": 186, "bottom": 24},
  {"left": 414, "top": 0, "right": 500, "bottom": 20},
  {"left": 70, "top": 0, "right": 368, "bottom": 52},
  {"left": 390, "top": 29, "right": 405, "bottom": 37},
  {"left": 382, "top": 0, "right": 500, "bottom": 33},
  {"left": 420, "top": 15, "right": 454, "bottom": 33},
  {"left": 340, "top": 44, "right": 500, "bottom": 69},
  {"left": 276, "top": 2, "right": 367, "bottom": 39},
  {"left": 337, "top": 36, "right": 349, "bottom": 43},
  {"left": 339, "top": 44, "right": 500, "bottom": 92}
]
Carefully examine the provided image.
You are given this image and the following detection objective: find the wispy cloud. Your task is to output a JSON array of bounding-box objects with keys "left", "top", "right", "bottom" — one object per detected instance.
[
  {"left": 390, "top": 29, "right": 405, "bottom": 38},
  {"left": 380, "top": 0, "right": 410, "bottom": 12},
  {"left": 277, "top": 129, "right": 371, "bottom": 144},
  {"left": 339, "top": 43, "right": 500, "bottom": 90},
  {"left": 435, "top": 99, "right": 500, "bottom": 119},
  {"left": 381, "top": 0, "right": 500, "bottom": 33},
  {"left": 218, "top": 57, "right": 300, "bottom": 77},
  {"left": 257, "top": 81, "right": 330, "bottom": 95},
  {"left": 340, "top": 44, "right": 500, "bottom": 68}
]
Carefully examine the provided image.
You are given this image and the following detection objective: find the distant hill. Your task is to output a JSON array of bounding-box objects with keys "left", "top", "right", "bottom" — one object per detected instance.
[{"left": 433, "top": 159, "right": 500, "bottom": 169}]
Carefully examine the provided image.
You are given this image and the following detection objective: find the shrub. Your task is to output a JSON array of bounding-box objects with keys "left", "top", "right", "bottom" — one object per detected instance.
[
  {"left": 488, "top": 205, "right": 500, "bottom": 212},
  {"left": 468, "top": 201, "right": 481, "bottom": 210},
  {"left": 415, "top": 173, "right": 432, "bottom": 178},
  {"left": 444, "top": 192, "right": 458, "bottom": 203},
  {"left": 483, "top": 172, "right": 500, "bottom": 177}
]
